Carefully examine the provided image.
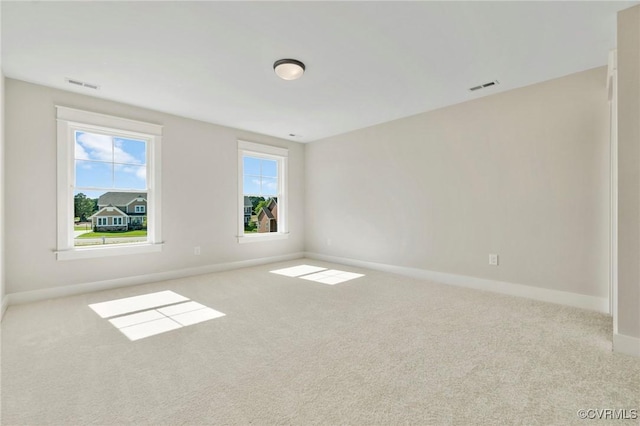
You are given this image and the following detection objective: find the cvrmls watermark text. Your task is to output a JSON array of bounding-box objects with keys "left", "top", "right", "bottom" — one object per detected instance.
[{"left": 577, "top": 409, "right": 637, "bottom": 420}]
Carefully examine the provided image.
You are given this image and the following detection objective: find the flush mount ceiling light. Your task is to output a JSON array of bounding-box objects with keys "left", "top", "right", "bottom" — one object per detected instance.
[{"left": 273, "top": 59, "right": 305, "bottom": 80}]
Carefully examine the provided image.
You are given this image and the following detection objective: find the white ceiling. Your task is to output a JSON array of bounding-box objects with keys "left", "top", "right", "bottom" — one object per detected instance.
[{"left": 2, "top": 1, "right": 636, "bottom": 143}]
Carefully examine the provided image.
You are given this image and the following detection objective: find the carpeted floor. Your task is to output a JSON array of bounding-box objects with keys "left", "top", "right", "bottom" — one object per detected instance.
[{"left": 1, "top": 259, "right": 639, "bottom": 425}]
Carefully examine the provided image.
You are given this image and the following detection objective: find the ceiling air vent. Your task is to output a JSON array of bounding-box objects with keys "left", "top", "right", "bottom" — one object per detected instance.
[
  {"left": 469, "top": 80, "right": 499, "bottom": 92},
  {"left": 66, "top": 78, "right": 99, "bottom": 90}
]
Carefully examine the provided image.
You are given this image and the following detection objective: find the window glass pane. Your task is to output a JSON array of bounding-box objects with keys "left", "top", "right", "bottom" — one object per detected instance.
[
  {"left": 114, "top": 164, "right": 147, "bottom": 189},
  {"left": 75, "top": 131, "right": 113, "bottom": 162},
  {"left": 243, "top": 156, "right": 261, "bottom": 175},
  {"left": 76, "top": 160, "right": 113, "bottom": 188},
  {"left": 241, "top": 152, "right": 281, "bottom": 235},
  {"left": 261, "top": 159, "right": 277, "bottom": 177},
  {"left": 243, "top": 175, "right": 261, "bottom": 195},
  {"left": 73, "top": 130, "right": 149, "bottom": 247},
  {"left": 114, "top": 138, "right": 146, "bottom": 165}
]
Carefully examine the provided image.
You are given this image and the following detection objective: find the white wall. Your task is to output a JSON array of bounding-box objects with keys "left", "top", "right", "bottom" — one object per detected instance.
[
  {"left": 4, "top": 79, "right": 304, "bottom": 296},
  {"left": 617, "top": 5, "right": 640, "bottom": 343},
  {"left": 306, "top": 67, "right": 609, "bottom": 299},
  {"left": 1, "top": 72, "right": 5, "bottom": 316},
  {"left": 1, "top": 2, "right": 5, "bottom": 316}
]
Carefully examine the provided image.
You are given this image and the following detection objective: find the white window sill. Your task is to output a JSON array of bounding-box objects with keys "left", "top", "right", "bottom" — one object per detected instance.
[
  {"left": 56, "top": 242, "right": 163, "bottom": 260},
  {"left": 237, "top": 233, "right": 289, "bottom": 244}
]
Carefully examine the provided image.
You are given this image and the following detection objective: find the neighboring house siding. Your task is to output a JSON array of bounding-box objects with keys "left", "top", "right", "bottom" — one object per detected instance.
[
  {"left": 243, "top": 196, "right": 252, "bottom": 225},
  {"left": 91, "top": 207, "right": 128, "bottom": 231},
  {"left": 257, "top": 200, "right": 278, "bottom": 233},
  {"left": 127, "top": 200, "right": 146, "bottom": 213},
  {"left": 258, "top": 215, "right": 269, "bottom": 233}
]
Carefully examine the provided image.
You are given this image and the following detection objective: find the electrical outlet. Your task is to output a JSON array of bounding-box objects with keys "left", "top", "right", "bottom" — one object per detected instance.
[
  {"left": 489, "top": 254, "right": 499, "bottom": 266},
  {"left": 194, "top": 246, "right": 201, "bottom": 256}
]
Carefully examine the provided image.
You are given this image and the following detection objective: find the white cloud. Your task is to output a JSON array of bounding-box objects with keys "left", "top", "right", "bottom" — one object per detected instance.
[
  {"left": 75, "top": 141, "right": 90, "bottom": 160},
  {"left": 113, "top": 139, "right": 142, "bottom": 164},
  {"left": 251, "top": 178, "right": 277, "bottom": 193},
  {"left": 115, "top": 164, "right": 147, "bottom": 183},
  {"left": 76, "top": 132, "right": 140, "bottom": 164},
  {"left": 136, "top": 166, "right": 147, "bottom": 180},
  {"left": 76, "top": 132, "right": 113, "bottom": 162},
  {"left": 252, "top": 178, "right": 277, "bottom": 188}
]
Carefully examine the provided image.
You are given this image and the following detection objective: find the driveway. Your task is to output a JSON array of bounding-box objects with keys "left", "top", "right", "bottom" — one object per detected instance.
[{"left": 74, "top": 229, "right": 91, "bottom": 238}]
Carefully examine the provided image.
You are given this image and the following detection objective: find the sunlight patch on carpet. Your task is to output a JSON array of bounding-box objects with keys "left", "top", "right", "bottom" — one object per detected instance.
[
  {"left": 269, "top": 265, "right": 328, "bottom": 277},
  {"left": 89, "top": 290, "right": 188, "bottom": 318},
  {"left": 90, "top": 292, "right": 225, "bottom": 341},
  {"left": 117, "top": 317, "right": 182, "bottom": 341},
  {"left": 270, "top": 265, "right": 364, "bottom": 285},
  {"left": 299, "top": 269, "right": 365, "bottom": 285}
]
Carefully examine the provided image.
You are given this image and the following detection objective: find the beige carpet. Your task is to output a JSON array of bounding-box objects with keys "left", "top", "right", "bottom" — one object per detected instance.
[{"left": 1, "top": 259, "right": 638, "bottom": 425}]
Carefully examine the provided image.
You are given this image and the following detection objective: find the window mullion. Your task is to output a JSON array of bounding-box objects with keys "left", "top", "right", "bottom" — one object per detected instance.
[{"left": 259, "top": 159, "right": 263, "bottom": 195}]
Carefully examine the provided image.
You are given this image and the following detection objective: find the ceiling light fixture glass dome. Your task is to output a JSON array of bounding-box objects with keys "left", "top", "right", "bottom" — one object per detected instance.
[{"left": 273, "top": 59, "right": 305, "bottom": 80}]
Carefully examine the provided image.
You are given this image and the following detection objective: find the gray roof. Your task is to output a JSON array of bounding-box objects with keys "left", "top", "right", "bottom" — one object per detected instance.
[
  {"left": 259, "top": 206, "right": 274, "bottom": 220},
  {"left": 98, "top": 192, "right": 147, "bottom": 207},
  {"left": 244, "top": 196, "right": 252, "bottom": 208}
]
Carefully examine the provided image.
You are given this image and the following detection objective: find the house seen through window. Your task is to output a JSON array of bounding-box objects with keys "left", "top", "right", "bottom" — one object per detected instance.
[{"left": 73, "top": 130, "right": 149, "bottom": 247}]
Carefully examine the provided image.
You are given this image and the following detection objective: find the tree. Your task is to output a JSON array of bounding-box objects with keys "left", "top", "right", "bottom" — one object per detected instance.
[
  {"left": 249, "top": 196, "right": 265, "bottom": 214},
  {"left": 255, "top": 199, "right": 269, "bottom": 216},
  {"left": 74, "top": 193, "right": 96, "bottom": 222},
  {"left": 244, "top": 221, "right": 257, "bottom": 232},
  {"left": 254, "top": 197, "right": 277, "bottom": 216}
]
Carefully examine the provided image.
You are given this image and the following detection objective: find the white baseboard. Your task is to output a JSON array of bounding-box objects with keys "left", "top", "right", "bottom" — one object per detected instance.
[
  {"left": 6, "top": 252, "right": 304, "bottom": 306},
  {"left": 305, "top": 252, "right": 609, "bottom": 313},
  {"left": 613, "top": 333, "right": 640, "bottom": 357}
]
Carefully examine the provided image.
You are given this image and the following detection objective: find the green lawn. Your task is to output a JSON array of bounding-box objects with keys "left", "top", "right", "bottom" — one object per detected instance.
[
  {"left": 74, "top": 225, "right": 92, "bottom": 231},
  {"left": 77, "top": 230, "right": 148, "bottom": 239}
]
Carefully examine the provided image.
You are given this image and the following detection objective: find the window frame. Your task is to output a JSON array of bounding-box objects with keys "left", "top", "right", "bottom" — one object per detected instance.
[
  {"left": 56, "top": 106, "right": 163, "bottom": 260},
  {"left": 237, "top": 140, "right": 288, "bottom": 243}
]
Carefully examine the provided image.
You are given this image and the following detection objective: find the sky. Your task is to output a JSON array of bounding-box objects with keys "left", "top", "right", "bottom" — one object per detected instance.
[
  {"left": 74, "top": 130, "right": 147, "bottom": 198},
  {"left": 243, "top": 156, "right": 278, "bottom": 197}
]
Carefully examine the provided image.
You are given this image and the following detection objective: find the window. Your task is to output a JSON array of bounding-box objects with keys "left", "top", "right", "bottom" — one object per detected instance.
[
  {"left": 237, "top": 140, "right": 288, "bottom": 242},
  {"left": 56, "top": 106, "right": 163, "bottom": 260}
]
